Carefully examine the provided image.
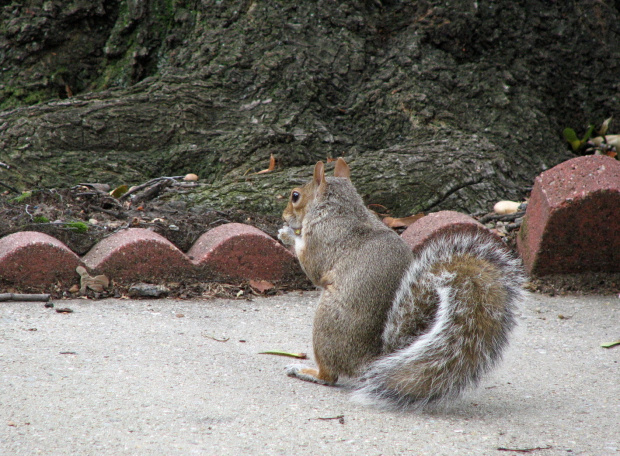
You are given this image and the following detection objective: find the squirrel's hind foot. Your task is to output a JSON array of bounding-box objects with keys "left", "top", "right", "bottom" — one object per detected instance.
[{"left": 286, "top": 364, "right": 336, "bottom": 386}]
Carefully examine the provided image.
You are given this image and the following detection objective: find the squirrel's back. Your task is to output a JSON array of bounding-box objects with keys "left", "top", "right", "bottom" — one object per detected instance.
[
  {"left": 353, "top": 231, "right": 525, "bottom": 409},
  {"left": 305, "top": 176, "right": 415, "bottom": 377}
]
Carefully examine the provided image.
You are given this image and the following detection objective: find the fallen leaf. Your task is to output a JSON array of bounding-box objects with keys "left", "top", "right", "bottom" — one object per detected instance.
[
  {"left": 601, "top": 340, "right": 620, "bottom": 348},
  {"left": 110, "top": 184, "right": 129, "bottom": 198},
  {"left": 259, "top": 350, "right": 308, "bottom": 359},
  {"left": 76, "top": 266, "right": 109, "bottom": 294},
  {"left": 255, "top": 154, "right": 276, "bottom": 174},
  {"left": 78, "top": 183, "right": 110, "bottom": 193},
  {"left": 202, "top": 333, "right": 230, "bottom": 342},
  {"left": 250, "top": 279, "right": 275, "bottom": 293},
  {"left": 383, "top": 213, "right": 425, "bottom": 228},
  {"left": 598, "top": 116, "right": 613, "bottom": 135},
  {"left": 592, "top": 134, "right": 620, "bottom": 147},
  {"left": 498, "top": 445, "right": 552, "bottom": 453},
  {"left": 311, "top": 415, "right": 345, "bottom": 424},
  {"left": 368, "top": 203, "right": 389, "bottom": 212}
]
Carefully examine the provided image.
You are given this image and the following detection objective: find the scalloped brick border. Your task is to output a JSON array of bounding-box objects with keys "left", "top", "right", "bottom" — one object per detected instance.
[
  {"left": 0, "top": 223, "right": 304, "bottom": 290},
  {"left": 82, "top": 228, "right": 195, "bottom": 282},
  {"left": 188, "top": 223, "right": 299, "bottom": 281},
  {"left": 0, "top": 231, "right": 81, "bottom": 287},
  {"left": 2, "top": 155, "right": 618, "bottom": 291}
]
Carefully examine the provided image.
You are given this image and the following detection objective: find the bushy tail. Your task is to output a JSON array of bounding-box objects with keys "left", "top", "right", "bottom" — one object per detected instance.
[{"left": 353, "top": 232, "right": 525, "bottom": 409}]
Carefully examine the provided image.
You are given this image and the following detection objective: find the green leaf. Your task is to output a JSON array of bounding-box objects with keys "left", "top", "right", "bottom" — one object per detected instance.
[
  {"left": 601, "top": 340, "right": 620, "bottom": 349},
  {"left": 581, "top": 124, "right": 595, "bottom": 143},
  {"left": 563, "top": 128, "right": 578, "bottom": 142},
  {"left": 259, "top": 350, "right": 308, "bottom": 359},
  {"left": 110, "top": 184, "right": 129, "bottom": 198},
  {"left": 11, "top": 191, "right": 32, "bottom": 203},
  {"left": 563, "top": 128, "right": 581, "bottom": 151}
]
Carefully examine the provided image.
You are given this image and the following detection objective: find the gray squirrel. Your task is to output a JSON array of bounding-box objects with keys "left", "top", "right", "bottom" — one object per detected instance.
[{"left": 278, "top": 158, "right": 525, "bottom": 409}]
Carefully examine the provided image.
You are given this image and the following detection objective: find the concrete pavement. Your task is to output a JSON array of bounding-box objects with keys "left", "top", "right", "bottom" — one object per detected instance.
[{"left": 1, "top": 291, "right": 618, "bottom": 455}]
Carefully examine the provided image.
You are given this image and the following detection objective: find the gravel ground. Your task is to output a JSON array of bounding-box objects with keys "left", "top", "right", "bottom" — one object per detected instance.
[{"left": 1, "top": 291, "right": 618, "bottom": 455}]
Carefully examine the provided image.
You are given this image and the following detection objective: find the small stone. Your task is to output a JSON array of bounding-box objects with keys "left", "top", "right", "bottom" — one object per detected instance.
[
  {"left": 493, "top": 200, "right": 521, "bottom": 215},
  {"left": 128, "top": 283, "right": 170, "bottom": 298}
]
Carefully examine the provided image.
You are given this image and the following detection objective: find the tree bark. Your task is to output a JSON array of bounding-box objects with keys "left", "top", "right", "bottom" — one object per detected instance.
[{"left": 1, "top": 0, "right": 619, "bottom": 216}]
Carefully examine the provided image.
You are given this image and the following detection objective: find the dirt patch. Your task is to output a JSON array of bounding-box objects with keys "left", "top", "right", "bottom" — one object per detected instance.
[
  {"left": 0, "top": 181, "right": 283, "bottom": 256},
  {"left": 526, "top": 274, "right": 620, "bottom": 297}
]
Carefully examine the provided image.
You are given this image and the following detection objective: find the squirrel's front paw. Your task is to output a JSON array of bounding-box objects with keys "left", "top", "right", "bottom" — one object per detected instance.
[{"left": 278, "top": 226, "right": 297, "bottom": 246}]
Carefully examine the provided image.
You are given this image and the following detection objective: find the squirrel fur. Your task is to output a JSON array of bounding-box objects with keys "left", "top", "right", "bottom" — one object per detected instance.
[{"left": 278, "top": 158, "right": 525, "bottom": 409}]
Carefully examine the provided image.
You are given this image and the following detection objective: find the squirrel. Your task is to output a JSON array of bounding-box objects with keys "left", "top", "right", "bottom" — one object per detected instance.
[{"left": 277, "top": 158, "right": 525, "bottom": 409}]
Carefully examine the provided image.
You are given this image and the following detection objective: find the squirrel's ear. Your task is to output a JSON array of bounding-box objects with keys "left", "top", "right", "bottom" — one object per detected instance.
[
  {"left": 333, "top": 157, "right": 350, "bottom": 179},
  {"left": 313, "top": 161, "right": 325, "bottom": 186}
]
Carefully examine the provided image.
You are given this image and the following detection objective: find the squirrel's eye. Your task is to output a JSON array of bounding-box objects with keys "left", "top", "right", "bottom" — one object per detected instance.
[{"left": 291, "top": 191, "right": 300, "bottom": 203}]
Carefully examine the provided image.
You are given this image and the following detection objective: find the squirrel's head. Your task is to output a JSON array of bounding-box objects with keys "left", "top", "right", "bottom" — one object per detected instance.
[{"left": 282, "top": 158, "right": 351, "bottom": 232}]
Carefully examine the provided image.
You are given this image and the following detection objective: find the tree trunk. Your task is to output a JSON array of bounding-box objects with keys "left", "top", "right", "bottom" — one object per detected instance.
[{"left": 2, "top": 0, "right": 618, "bottom": 216}]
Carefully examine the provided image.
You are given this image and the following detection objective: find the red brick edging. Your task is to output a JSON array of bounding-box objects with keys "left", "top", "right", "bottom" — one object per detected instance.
[
  {"left": 517, "top": 155, "right": 620, "bottom": 276},
  {"left": 1, "top": 156, "right": 618, "bottom": 292},
  {"left": 0, "top": 223, "right": 301, "bottom": 291}
]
